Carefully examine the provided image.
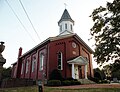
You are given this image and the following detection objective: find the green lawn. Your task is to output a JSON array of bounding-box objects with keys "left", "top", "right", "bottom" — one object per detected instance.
[{"left": 0, "top": 86, "right": 120, "bottom": 92}]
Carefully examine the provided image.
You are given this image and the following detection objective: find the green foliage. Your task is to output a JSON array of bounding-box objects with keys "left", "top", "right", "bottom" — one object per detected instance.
[
  {"left": 62, "top": 80, "right": 71, "bottom": 86},
  {"left": 90, "top": 0, "right": 120, "bottom": 66},
  {"left": 94, "top": 68, "right": 106, "bottom": 80},
  {"left": 62, "top": 78, "right": 81, "bottom": 86},
  {"left": 47, "top": 80, "right": 61, "bottom": 86},
  {"left": 99, "top": 80, "right": 110, "bottom": 84},
  {"left": 88, "top": 77, "right": 99, "bottom": 83},
  {"left": 0, "top": 86, "right": 120, "bottom": 92},
  {"left": 110, "top": 60, "right": 120, "bottom": 80},
  {"left": 49, "top": 69, "right": 63, "bottom": 80},
  {"left": 1, "top": 67, "right": 12, "bottom": 80},
  {"left": 70, "top": 80, "right": 81, "bottom": 85},
  {"left": 112, "top": 71, "right": 120, "bottom": 80},
  {"left": 103, "top": 59, "right": 120, "bottom": 80},
  {"left": 48, "top": 76, "right": 81, "bottom": 86}
]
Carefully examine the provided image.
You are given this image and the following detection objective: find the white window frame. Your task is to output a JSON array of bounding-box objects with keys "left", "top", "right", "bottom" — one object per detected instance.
[
  {"left": 58, "top": 52, "right": 63, "bottom": 70},
  {"left": 39, "top": 53, "right": 44, "bottom": 71},
  {"left": 60, "top": 25, "right": 62, "bottom": 32}
]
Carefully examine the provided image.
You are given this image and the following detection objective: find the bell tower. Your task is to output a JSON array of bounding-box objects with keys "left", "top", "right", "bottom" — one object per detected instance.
[{"left": 58, "top": 9, "right": 74, "bottom": 36}]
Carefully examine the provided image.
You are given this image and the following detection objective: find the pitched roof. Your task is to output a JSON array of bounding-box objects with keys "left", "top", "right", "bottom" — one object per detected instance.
[
  {"left": 19, "top": 33, "right": 93, "bottom": 58},
  {"left": 58, "top": 9, "right": 74, "bottom": 24}
]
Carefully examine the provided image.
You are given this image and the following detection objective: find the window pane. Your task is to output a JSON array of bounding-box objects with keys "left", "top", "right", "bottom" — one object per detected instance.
[
  {"left": 65, "top": 24, "right": 67, "bottom": 29},
  {"left": 40, "top": 53, "right": 44, "bottom": 71},
  {"left": 32, "top": 60, "right": 34, "bottom": 72},
  {"left": 32, "top": 57, "right": 36, "bottom": 72},
  {"left": 71, "top": 24, "right": 72, "bottom": 30},
  {"left": 58, "top": 52, "right": 63, "bottom": 70}
]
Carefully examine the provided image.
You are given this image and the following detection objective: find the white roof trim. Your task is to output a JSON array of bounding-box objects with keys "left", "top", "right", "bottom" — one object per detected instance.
[{"left": 67, "top": 56, "right": 88, "bottom": 65}]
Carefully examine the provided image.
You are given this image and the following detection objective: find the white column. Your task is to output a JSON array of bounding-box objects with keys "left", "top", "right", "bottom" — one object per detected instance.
[
  {"left": 72, "top": 63, "right": 75, "bottom": 79},
  {"left": 84, "top": 65, "right": 87, "bottom": 79}
]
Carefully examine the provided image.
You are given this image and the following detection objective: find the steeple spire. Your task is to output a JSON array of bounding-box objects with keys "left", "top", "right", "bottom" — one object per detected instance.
[
  {"left": 58, "top": 9, "right": 74, "bottom": 36},
  {"left": 58, "top": 9, "right": 74, "bottom": 25},
  {"left": 64, "top": 3, "right": 67, "bottom": 9}
]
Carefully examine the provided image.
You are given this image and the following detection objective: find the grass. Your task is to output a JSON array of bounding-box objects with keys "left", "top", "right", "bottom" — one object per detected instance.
[
  {"left": 0, "top": 86, "right": 120, "bottom": 92},
  {"left": 45, "top": 88, "right": 120, "bottom": 92}
]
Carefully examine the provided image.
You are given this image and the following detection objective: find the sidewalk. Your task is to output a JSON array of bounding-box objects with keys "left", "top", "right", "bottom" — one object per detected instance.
[{"left": 51, "top": 84, "right": 120, "bottom": 89}]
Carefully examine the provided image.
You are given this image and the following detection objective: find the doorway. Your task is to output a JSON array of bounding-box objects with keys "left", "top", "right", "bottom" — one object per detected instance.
[{"left": 74, "top": 65, "right": 79, "bottom": 79}]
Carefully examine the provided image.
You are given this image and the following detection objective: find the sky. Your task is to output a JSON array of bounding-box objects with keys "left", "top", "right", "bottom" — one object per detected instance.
[{"left": 0, "top": 0, "right": 113, "bottom": 68}]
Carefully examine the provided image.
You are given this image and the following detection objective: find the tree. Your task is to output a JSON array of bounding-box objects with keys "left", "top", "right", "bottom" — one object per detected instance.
[
  {"left": 110, "top": 59, "right": 120, "bottom": 80},
  {"left": 90, "top": 0, "right": 120, "bottom": 66},
  {"left": 94, "top": 68, "right": 106, "bottom": 80},
  {"left": 103, "top": 59, "right": 120, "bottom": 80},
  {"left": 1, "top": 67, "right": 12, "bottom": 80},
  {"left": 103, "top": 64, "right": 111, "bottom": 79}
]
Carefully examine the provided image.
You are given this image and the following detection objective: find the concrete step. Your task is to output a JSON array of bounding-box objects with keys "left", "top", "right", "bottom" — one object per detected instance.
[{"left": 78, "top": 79, "right": 95, "bottom": 84}]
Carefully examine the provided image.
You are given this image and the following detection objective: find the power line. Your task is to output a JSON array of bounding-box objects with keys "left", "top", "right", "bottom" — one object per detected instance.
[
  {"left": 19, "top": 0, "right": 41, "bottom": 41},
  {"left": 5, "top": 0, "right": 36, "bottom": 44}
]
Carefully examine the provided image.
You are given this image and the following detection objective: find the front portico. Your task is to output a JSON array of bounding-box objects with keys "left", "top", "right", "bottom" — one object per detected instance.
[{"left": 67, "top": 56, "right": 88, "bottom": 79}]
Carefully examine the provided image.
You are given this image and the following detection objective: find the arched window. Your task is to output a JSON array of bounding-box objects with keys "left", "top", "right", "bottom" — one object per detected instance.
[
  {"left": 39, "top": 53, "right": 44, "bottom": 71},
  {"left": 58, "top": 52, "right": 63, "bottom": 70}
]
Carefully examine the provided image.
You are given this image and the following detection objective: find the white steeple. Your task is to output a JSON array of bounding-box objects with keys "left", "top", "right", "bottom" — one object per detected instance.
[{"left": 58, "top": 9, "right": 74, "bottom": 36}]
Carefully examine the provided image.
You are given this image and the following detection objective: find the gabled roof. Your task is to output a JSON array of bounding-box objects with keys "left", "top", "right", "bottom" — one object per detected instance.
[
  {"left": 67, "top": 56, "right": 88, "bottom": 65},
  {"left": 19, "top": 33, "right": 94, "bottom": 58},
  {"left": 58, "top": 9, "right": 74, "bottom": 24}
]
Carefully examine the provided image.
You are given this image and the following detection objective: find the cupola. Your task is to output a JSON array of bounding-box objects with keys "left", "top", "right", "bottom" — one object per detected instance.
[{"left": 58, "top": 9, "right": 74, "bottom": 36}]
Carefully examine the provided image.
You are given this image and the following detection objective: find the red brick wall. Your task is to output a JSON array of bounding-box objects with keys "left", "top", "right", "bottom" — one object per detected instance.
[
  {"left": 37, "top": 47, "right": 47, "bottom": 80},
  {"left": 12, "top": 35, "right": 94, "bottom": 80},
  {"left": 20, "top": 59, "right": 25, "bottom": 78},
  {"left": 24, "top": 56, "right": 31, "bottom": 79},
  {"left": 80, "top": 46, "right": 93, "bottom": 78},
  {"left": 30, "top": 52, "right": 37, "bottom": 79},
  {"left": 48, "top": 40, "right": 66, "bottom": 78},
  {"left": 11, "top": 63, "right": 17, "bottom": 78}
]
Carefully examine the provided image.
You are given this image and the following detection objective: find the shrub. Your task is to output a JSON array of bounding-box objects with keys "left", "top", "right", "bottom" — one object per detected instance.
[
  {"left": 49, "top": 69, "right": 63, "bottom": 80},
  {"left": 47, "top": 80, "right": 61, "bottom": 86},
  {"left": 62, "top": 79, "right": 81, "bottom": 86},
  {"left": 88, "top": 77, "right": 99, "bottom": 83},
  {"left": 62, "top": 80, "right": 71, "bottom": 86},
  {"left": 71, "top": 80, "right": 81, "bottom": 85},
  {"left": 65, "top": 77, "right": 78, "bottom": 82},
  {"left": 100, "top": 80, "right": 110, "bottom": 84}
]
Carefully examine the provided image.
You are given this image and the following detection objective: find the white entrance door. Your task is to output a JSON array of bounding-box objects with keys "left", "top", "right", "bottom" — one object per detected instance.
[{"left": 74, "top": 65, "right": 79, "bottom": 79}]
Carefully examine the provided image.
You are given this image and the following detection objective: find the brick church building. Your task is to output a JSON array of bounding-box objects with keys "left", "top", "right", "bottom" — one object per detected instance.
[{"left": 11, "top": 9, "right": 94, "bottom": 80}]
